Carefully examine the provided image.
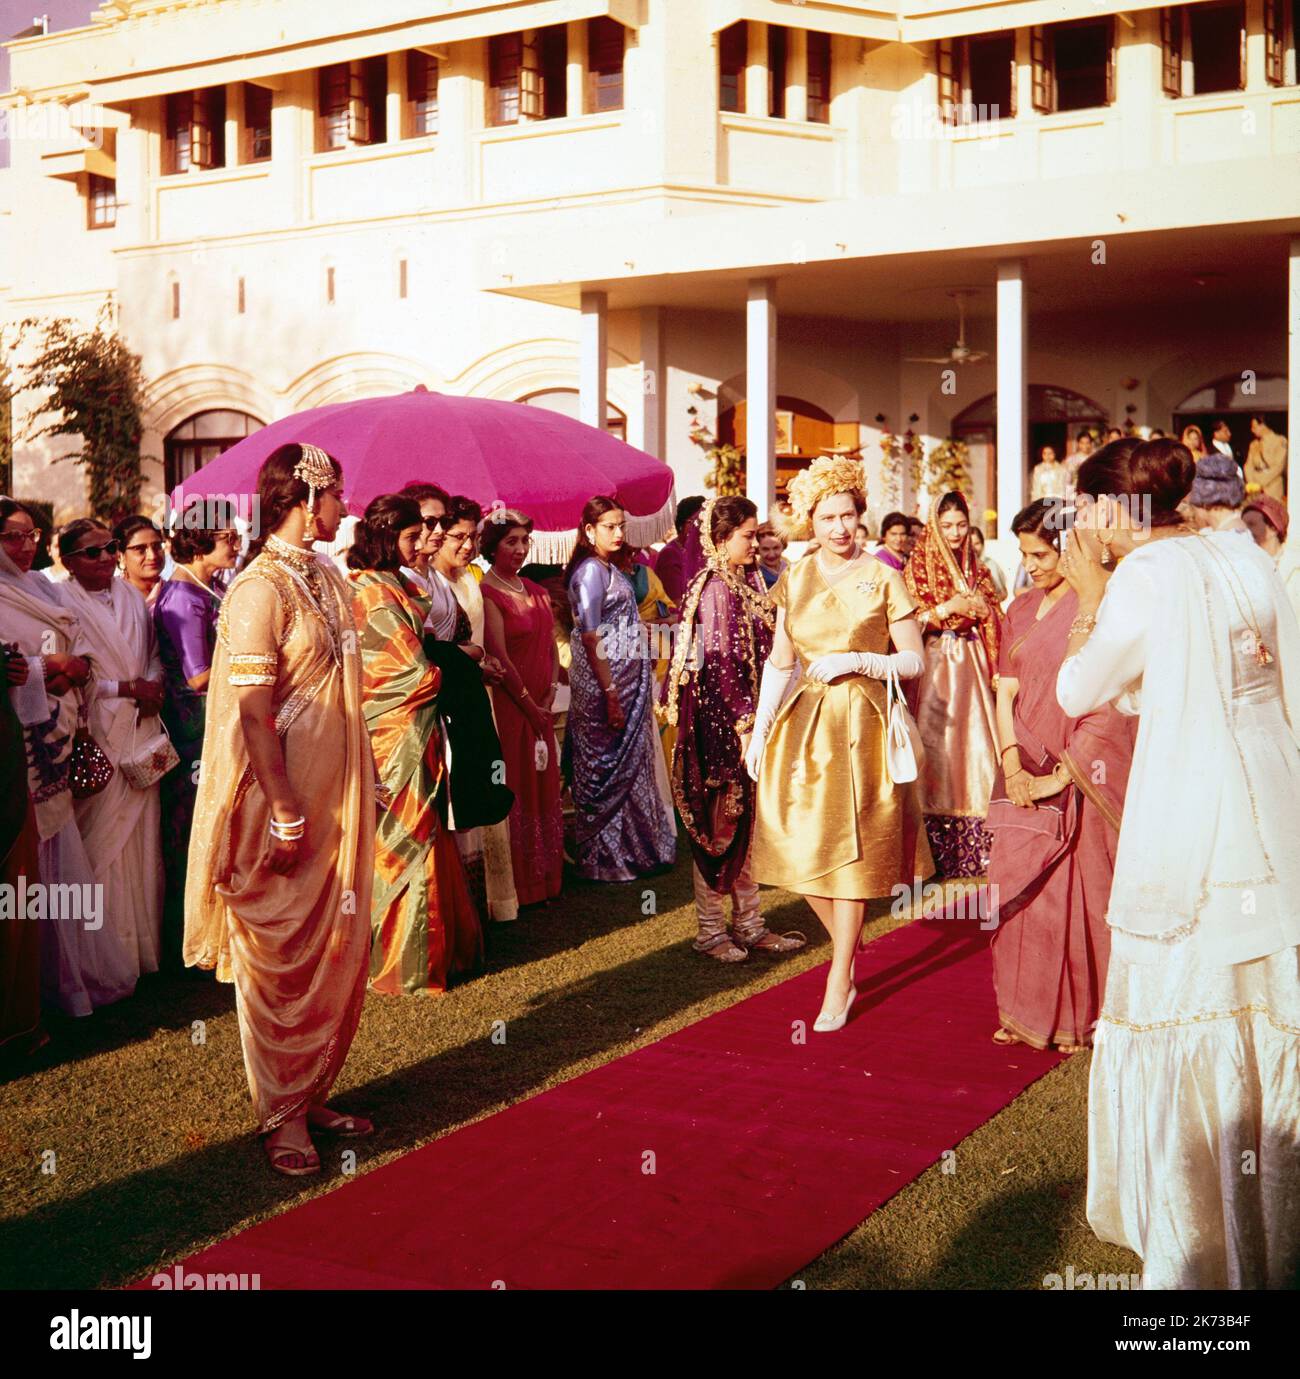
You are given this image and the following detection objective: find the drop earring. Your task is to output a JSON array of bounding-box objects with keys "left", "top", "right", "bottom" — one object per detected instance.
[{"left": 1099, "top": 538, "right": 1113, "bottom": 567}]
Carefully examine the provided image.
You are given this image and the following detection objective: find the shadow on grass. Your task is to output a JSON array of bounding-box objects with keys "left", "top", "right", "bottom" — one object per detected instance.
[
  {"left": 1, "top": 835, "right": 702, "bottom": 1085},
  {"left": 0, "top": 894, "right": 826, "bottom": 1290}
]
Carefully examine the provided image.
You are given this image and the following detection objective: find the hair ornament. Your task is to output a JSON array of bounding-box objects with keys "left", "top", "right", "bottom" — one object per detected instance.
[{"left": 294, "top": 443, "right": 337, "bottom": 512}]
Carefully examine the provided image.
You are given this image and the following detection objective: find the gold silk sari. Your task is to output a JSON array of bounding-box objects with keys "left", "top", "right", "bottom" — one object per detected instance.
[{"left": 184, "top": 542, "right": 375, "bottom": 1132}]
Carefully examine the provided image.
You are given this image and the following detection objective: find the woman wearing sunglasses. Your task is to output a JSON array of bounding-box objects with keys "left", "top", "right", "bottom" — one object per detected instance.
[
  {"left": 0, "top": 499, "right": 135, "bottom": 1015},
  {"left": 59, "top": 518, "right": 167, "bottom": 985}
]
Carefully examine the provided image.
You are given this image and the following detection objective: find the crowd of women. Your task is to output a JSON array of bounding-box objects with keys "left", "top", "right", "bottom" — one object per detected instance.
[{"left": 2, "top": 426, "right": 1297, "bottom": 1291}]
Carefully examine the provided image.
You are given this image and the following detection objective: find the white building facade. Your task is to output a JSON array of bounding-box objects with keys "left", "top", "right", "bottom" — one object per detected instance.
[{"left": 2, "top": 0, "right": 1298, "bottom": 531}]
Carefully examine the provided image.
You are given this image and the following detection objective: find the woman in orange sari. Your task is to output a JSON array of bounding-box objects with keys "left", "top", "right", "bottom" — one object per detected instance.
[
  {"left": 348, "top": 494, "right": 482, "bottom": 991},
  {"left": 904, "top": 491, "right": 1002, "bottom": 877},
  {"left": 185, "top": 444, "right": 375, "bottom": 1177}
]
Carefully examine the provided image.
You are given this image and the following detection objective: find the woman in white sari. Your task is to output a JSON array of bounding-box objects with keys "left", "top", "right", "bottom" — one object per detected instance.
[
  {"left": 0, "top": 500, "right": 136, "bottom": 1013},
  {"left": 1057, "top": 438, "right": 1300, "bottom": 1290},
  {"left": 59, "top": 519, "right": 166, "bottom": 980}
]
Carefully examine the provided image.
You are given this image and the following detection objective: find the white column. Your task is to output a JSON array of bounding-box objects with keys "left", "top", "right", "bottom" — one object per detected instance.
[
  {"left": 638, "top": 305, "right": 663, "bottom": 457},
  {"left": 1289, "top": 235, "right": 1299, "bottom": 501},
  {"left": 745, "top": 20, "right": 769, "bottom": 117},
  {"left": 386, "top": 51, "right": 404, "bottom": 141},
  {"left": 580, "top": 290, "right": 608, "bottom": 430},
  {"left": 746, "top": 278, "right": 777, "bottom": 515},
  {"left": 567, "top": 20, "right": 587, "bottom": 116},
  {"left": 224, "top": 82, "right": 241, "bottom": 167},
  {"left": 787, "top": 27, "right": 808, "bottom": 122},
  {"left": 270, "top": 72, "right": 309, "bottom": 224},
  {"left": 996, "top": 260, "right": 1028, "bottom": 534}
]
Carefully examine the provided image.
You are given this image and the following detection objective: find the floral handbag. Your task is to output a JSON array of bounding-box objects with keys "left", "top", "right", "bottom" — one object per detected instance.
[
  {"left": 119, "top": 711, "right": 181, "bottom": 791},
  {"left": 68, "top": 703, "right": 114, "bottom": 800}
]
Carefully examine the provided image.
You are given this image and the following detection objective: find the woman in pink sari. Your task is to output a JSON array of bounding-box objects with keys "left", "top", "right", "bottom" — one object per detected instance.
[{"left": 986, "top": 499, "right": 1135, "bottom": 1052}]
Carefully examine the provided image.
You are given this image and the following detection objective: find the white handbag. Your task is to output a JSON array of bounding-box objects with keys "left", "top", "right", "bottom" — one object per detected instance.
[
  {"left": 119, "top": 711, "right": 181, "bottom": 791},
  {"left": 884, "top": 664, "right": 920, "bottom": 784}
]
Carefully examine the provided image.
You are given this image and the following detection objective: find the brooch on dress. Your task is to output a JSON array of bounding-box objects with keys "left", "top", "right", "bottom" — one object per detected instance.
[{"left": 856, "top": 578, "right": 880, "bottom": 594}]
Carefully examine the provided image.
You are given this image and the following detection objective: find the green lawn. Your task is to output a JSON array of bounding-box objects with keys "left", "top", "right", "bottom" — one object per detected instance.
[{"left": 0, "top": 840, "right": 1141, "bottom": 1290}]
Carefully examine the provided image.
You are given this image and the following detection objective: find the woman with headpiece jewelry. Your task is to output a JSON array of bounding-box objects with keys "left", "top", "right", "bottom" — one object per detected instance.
[
  {"left": 658, "top": 496, "right": 806, "bottom": 962},
  {"left": 184, "top": 443, "right": 376, "bottom": 1177},
  {"left": 904, "top": 491, "right": 1003, "bottom": 878},
  {"left": 747, "top": 457, "right": 931, "bottom": 1031}
]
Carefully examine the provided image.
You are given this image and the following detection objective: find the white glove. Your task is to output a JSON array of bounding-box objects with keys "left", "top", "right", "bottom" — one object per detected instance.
[
  {"left": 805, "top": 649, "right": 924, "bottom": 682},
  {"left": 744, "top": 659, "right": 798, "bottom": 781}
]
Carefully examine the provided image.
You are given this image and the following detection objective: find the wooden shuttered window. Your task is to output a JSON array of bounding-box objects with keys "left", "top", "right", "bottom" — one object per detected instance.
[
  {"left": 588, "top": 16, "right": 625, "bottom": 112},
  {"left": 1030, "top": 27, "right": 1052, "bottom": 112},
  {"left": 1160, "top": 8, "right": 1184, "bottom": 97},
  {"left": 937, "top": 37, "right": 958, "bottom": 124},
  {"left": 407, "top": 50, "right": 439, "bottom": 135}
]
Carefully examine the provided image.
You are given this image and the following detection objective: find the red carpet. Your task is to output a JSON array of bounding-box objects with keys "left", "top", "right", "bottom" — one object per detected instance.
[{"left": 157, "top": 917, "right": 1065, "bottom": 1289}]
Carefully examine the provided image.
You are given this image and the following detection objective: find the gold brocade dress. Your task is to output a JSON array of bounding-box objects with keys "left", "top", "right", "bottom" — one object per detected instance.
[
  {"left": 183, "top": 542, "right": 375, "bottom": 1133},
  {"left": 751, "top": 557, "right": 933, "bottom": 899}
]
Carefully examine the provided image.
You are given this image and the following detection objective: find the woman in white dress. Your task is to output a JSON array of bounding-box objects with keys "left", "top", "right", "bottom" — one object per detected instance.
[
  {"left": 1056, "top": 437, "right": 1300, "bottom": 1290},
  {"left": 0, "top": 500, "right": 136, "bottom": 1013},
  {"left": 59, "top": 519, "right": 167, "bottom": 980}
]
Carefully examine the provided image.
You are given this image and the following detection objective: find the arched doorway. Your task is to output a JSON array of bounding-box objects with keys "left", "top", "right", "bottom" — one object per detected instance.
[
  {"left": 718, "top": 396, "right": 851, "bottom": 495},
  {"left": 953, "top": 385, "right": 1107, "bottom": 513},
  {"left": 519, "top": 387, "right": 627, "bottom": 442},
  {"left": 164, "top": 410, "right": 264, "bottom": 493},
  {"left": 1173, "top": 373, "right": 1286, "bottom": 465}
]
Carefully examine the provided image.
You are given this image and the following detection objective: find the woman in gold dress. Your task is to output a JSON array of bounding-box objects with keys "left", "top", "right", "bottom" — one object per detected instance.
[
  {"left": 748, "top": 456, "right": 932, "bottom": 1032},
  {"left": 185, "top": 444, "right": 376, "bottom": 1177}
]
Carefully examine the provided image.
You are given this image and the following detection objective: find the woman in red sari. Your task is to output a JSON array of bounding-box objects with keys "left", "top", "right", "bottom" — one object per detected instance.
[
  {"left": 904, "top": 491, "right": 1003, "bottom": 877},
  {"left": 986, "top": 498, "right": 1135, "bottom": 1051},
  {"left": 480, "top": 509, "right": 564, "bottom": 907}
]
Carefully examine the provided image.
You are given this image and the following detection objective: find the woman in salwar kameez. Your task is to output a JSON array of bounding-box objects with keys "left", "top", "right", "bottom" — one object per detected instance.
[
  {"left": 986, "top": 499, "right": 1135, "bottom": 1053},
  {"left": 348, "top": 494, "right": 482, "bottom": 993},
  {"left": 904, "top": 491, "right": 1003, "bottom": 878},
  {"left": 564, "top": 497, "right": 677, "bottom": 882},
  {"left": 659, "top": 496, "right": 805, "bottom": 962},
  {"left": 185, "top": 445, "right": 375, "bottom": 1177},
  {"left": 1058, "top": 437, "right": 1300, "bottom": 1289}
]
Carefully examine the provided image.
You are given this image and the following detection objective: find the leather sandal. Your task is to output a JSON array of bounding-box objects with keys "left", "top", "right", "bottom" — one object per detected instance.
[
  {"left": 306, "top": 1107, "right": 374, "bottom": 1137},
  {"left": 263, "top": 1134, "right": 321, "bottom": 1178}
]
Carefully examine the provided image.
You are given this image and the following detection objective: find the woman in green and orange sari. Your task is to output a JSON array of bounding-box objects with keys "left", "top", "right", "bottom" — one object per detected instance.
[{"left": 347, "top": 494, "right": 482, "bottom": 994}]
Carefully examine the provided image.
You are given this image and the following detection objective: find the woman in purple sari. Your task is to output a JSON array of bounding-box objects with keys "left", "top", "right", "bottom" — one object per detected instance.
[
  {"left": 986, "top": 499, "right": 1136, "bottom": 1052},
  {"left": 658, "top": 497, "right": 806, "bottom": 961},
  {"left": 565, "top": 496, "right": 677, "bottom": 881},
  {"left": 153, "top": 508, "right": 241, "bottom": 968}
]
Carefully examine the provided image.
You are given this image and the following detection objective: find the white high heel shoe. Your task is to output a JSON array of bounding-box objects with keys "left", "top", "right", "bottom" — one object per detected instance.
[{"left": 813, "top": 985, "right": 857, "bottom": 1034}]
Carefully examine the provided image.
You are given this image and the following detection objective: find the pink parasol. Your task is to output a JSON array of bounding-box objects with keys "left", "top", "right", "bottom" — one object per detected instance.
[{"left": 169, "top": 387, "right": 677, "bottom": 564}]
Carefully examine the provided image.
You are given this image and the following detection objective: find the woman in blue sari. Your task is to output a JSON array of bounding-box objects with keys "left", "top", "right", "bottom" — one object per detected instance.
[{"left": 564, "top": 496, "right": 677, "bottom": 881}]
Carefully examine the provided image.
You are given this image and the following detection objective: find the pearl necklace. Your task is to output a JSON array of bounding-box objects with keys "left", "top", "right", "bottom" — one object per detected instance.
[{"left": 488, "top": 568, "right": 525, "bottom": 594}]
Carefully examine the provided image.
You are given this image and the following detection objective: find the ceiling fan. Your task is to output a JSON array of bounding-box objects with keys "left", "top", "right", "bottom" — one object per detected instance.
[{"left": 905, "top": 291, "right": 990, "bottom": 367}]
